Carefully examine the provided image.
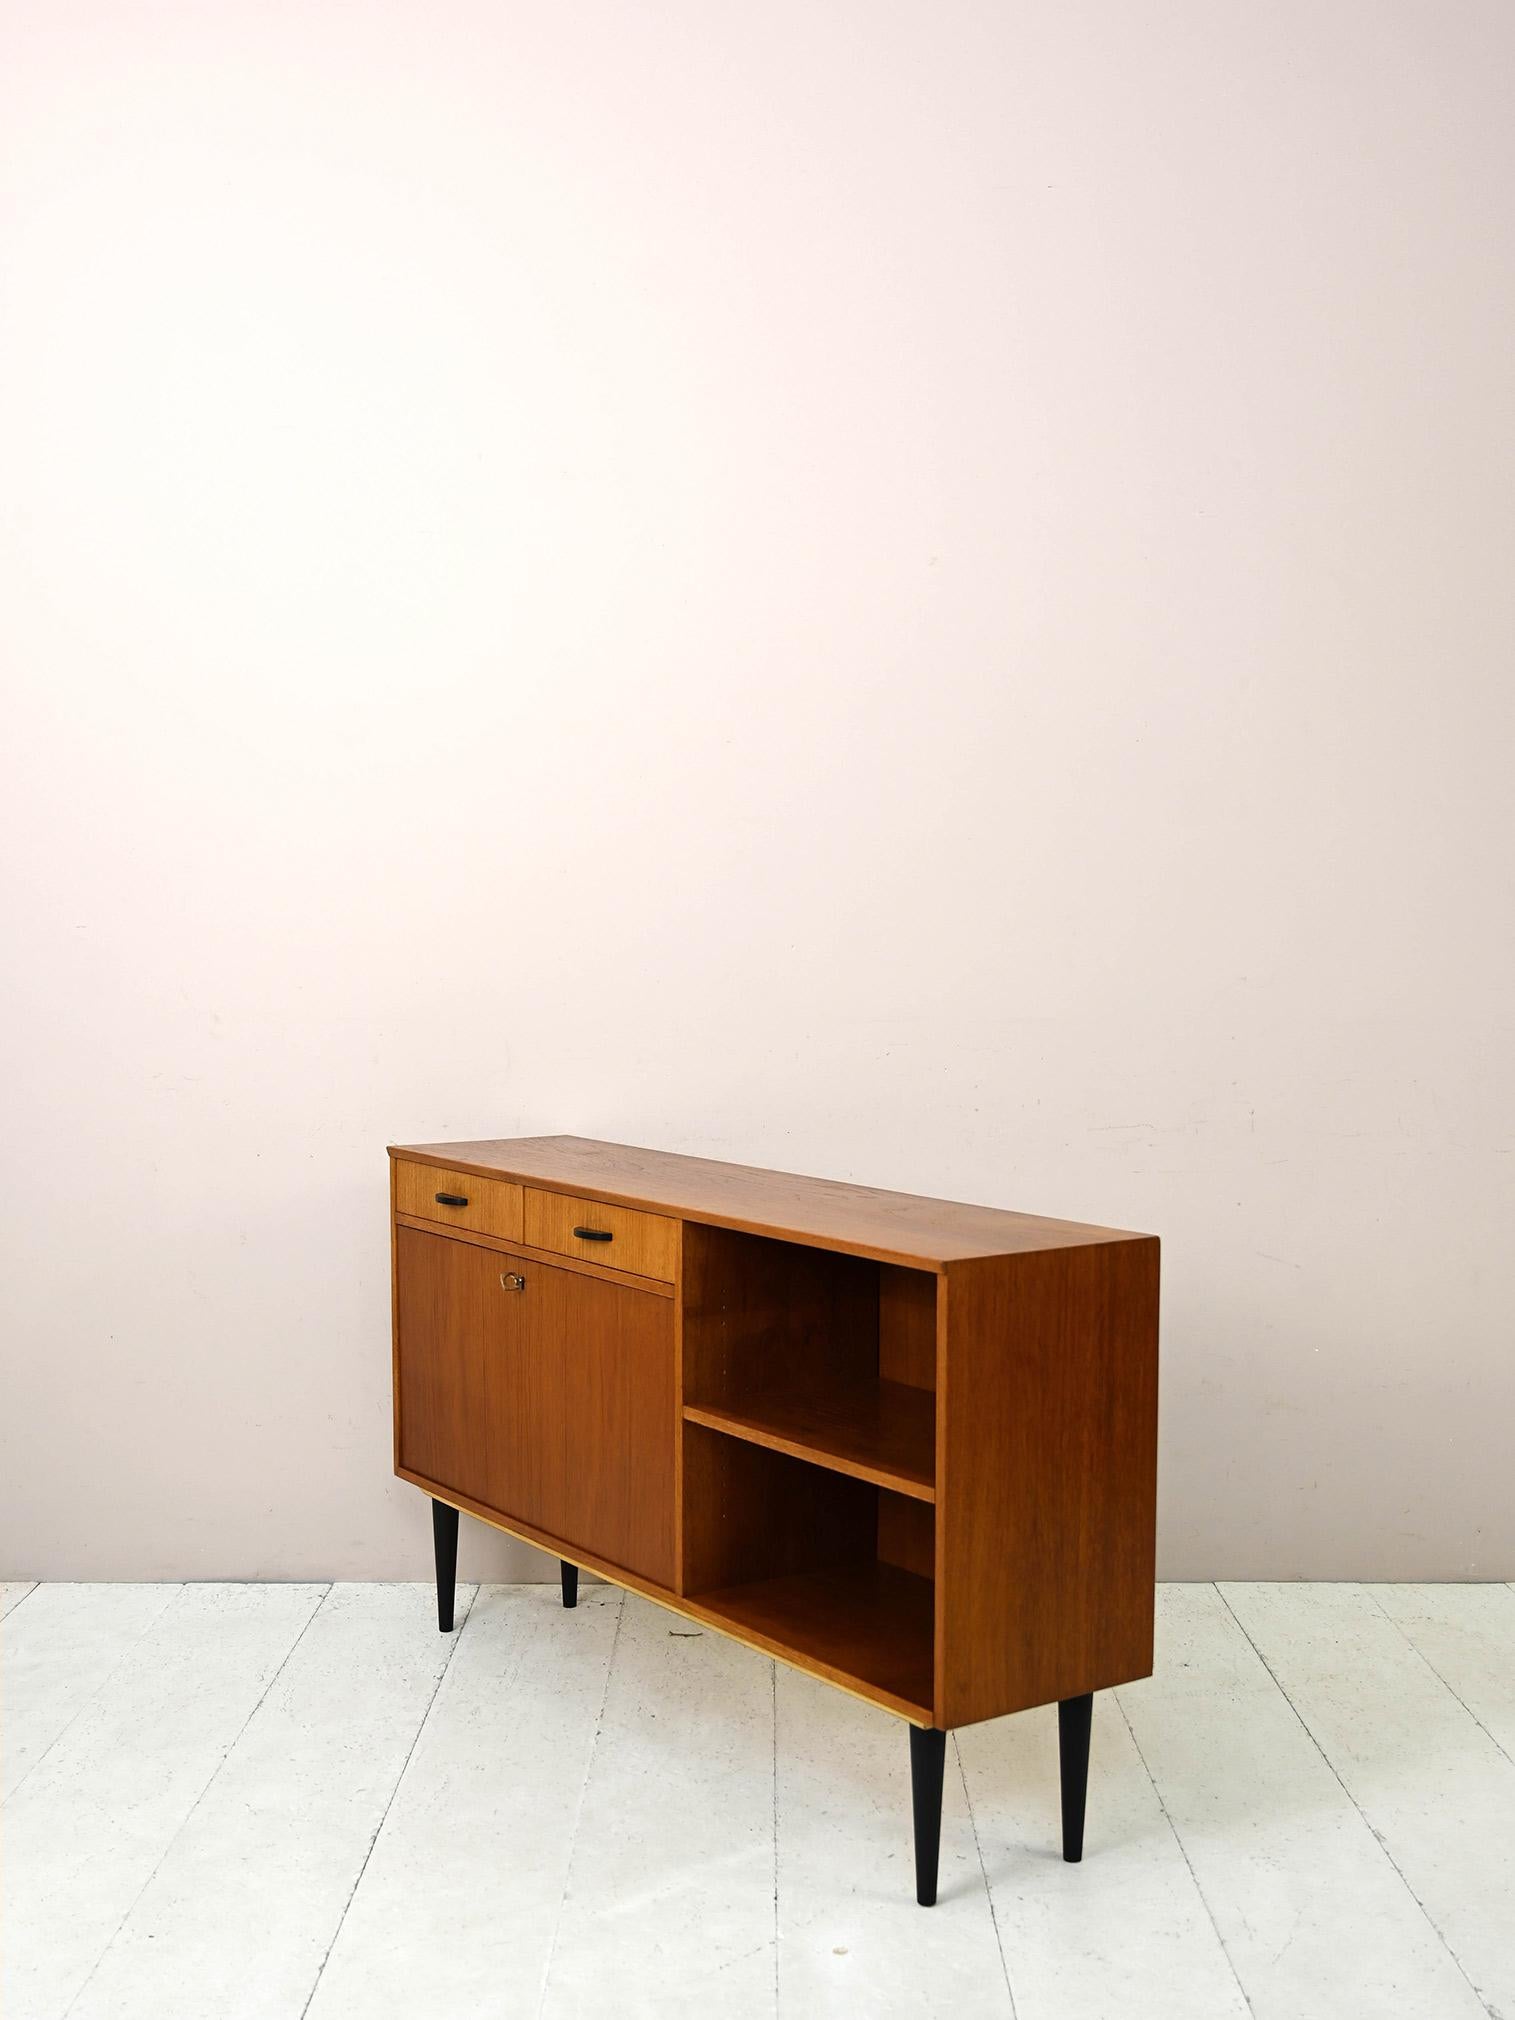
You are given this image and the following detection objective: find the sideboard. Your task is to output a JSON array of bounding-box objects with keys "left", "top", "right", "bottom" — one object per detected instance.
[{"left": 389, "top": 1134, "right": 1159, "bottom": 1905}]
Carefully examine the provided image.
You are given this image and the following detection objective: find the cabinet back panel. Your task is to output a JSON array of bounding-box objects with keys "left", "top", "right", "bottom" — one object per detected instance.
[
  {"left": 682, "top": 1222, "right": 879, "bottom": 1406},
  {"left": 682, "top": 1425, "right": 876, "bottom": 1594}
]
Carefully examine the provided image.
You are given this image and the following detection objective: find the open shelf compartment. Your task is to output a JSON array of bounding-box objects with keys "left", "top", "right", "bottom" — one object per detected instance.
[
  {"left": 681, "top": 1222, "right": 938, "bottom": 1502},
  {"left": 684, "top": 1378, "right": 933, "bottom": 1500},
  {"left": 682, "top": 1425, "right": 934, "bottom": 1718},
  {"left": 679, "top": 1227, "right": 940, "bottom": 1718},
  {"left": 694, "top": 1561, "right": 933, "bottom": 1719}
]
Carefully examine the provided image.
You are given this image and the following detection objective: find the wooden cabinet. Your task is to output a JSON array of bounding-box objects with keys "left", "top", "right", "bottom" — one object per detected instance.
[{"left": 389, "top": 1133, "right": 1159, "bottom": 1905}]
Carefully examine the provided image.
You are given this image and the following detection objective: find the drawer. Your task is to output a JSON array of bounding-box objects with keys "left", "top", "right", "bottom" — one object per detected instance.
[
  {"left": 394, "top": 1159, "right": 523, "bottom": 1242},
  {"left": 523, "top": 1188, "right": 678, "bottom": 1282}
]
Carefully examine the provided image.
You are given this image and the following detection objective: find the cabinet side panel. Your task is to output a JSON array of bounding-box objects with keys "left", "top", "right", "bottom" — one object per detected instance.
[{"left": 939, "top": 1240, "right": 1159, "bottom": 1727}]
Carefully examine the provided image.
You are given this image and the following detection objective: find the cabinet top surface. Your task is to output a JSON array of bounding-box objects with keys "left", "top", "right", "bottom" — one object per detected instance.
[{"left": 389, "top": 1134, "right": 1153, "bottom": 1269}]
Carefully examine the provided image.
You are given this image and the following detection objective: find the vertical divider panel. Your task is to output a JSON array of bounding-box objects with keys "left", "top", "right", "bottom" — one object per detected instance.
[
  {"left": 878, "top": 1265, "right": 937, "bottom": 1390},
  {"left": 877, "top": 1265, "right": 937, "bottom": 1586},
  {"left": 673, "top": 1218, "right": 686, "bottom": 1592}
]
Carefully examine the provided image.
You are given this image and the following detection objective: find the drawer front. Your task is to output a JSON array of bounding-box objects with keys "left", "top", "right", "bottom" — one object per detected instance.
[
  {"left": 394, "top": 1159, "right": 524, "bottom": 1242},
  {"left": 523, "top": 1188, "right": 678, "bottom": 1282}
]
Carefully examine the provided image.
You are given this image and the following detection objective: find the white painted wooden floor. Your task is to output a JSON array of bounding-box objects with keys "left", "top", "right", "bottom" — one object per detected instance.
[{"left": 3, "top": 1580, "right": 1513, "bottom": 2020}]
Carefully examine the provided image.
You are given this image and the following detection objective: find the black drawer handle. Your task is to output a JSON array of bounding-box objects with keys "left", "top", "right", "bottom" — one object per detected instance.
[
  {"left": 435, "top": 1192, "right": 469, "bottom": 1208},
  {"left": 573, "top": 1226, "right": 613, "bottom": 1242}
]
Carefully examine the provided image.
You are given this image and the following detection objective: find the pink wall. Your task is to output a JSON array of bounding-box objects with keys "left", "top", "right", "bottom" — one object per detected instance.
[{"left": 2, "top": 0, "right": 1512, "bottom": 1577}]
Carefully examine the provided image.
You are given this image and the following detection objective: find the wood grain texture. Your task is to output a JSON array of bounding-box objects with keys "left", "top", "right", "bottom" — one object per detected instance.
[
  {"left": 681, "top": 1222, "right": 878, "bottom": 1407},
  {"left": 935, "top": 1238, "right": 1160, "bottom": 1727},
  {"left": 393, "top": 1160, "right": 523, "bottom": 1243},
  {"left": 878, "top": 1263, "right": 937, "bottom": 1390},
  {"left": 694, "top": 1563, "right": 933, "bottom": 1722},
  {"left": 681, "top": 1228, "right": 936, "bottom": 1502},
  {"left": 392, "top": 1214, "right": 674, "bottom": 1299},
  {"left": 478, "top": 1248, "right": 566, "bottom": 1546},
  {"left": 681, "top": 1426, "right": 876, "bottom": 1595},
  {"left": 389, "top": 1157, "right": 401, "bottom": 1475},
  {"left": 549, "top": 1262, "right": 675, "bottom": 1586},
  {"left": 399, "top": 1467, "right": 935, "bottom": 1723},
  {"left": 492, "top": 1255, "right": 675, "bottom": 1586},
  {"left": 399, "top": 1469, "right": 669, "bottom": 1604},
  {"left": 399, "top": 1232, "right": 674, "bottom": 1588},
  {"left": 878, "top": 1489, "right": 935, "bottom": 1582},
  {"left": 683, "top": 1379, "right": 934, "bottom": 1501},
  {"left": 394, "top": 1226, "right": 490, "bottom": 1501},
  {"left": 672, "top": 1237, "right": 686, "bottom": 1588},
  {"left": 392, "top": 1135, "right": 1150, "bottom": 1269},
  {"left": 522, "top": 1187, "right": 678, "bottom": 1283}
]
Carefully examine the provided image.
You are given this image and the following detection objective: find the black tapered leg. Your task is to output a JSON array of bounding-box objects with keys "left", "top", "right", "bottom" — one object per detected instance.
[
  {"left": 1059, "top": 1692, "right": 1093, "bottom": 1862},
  {"left": 431, "top": 1500, "right": 459, "bottom": 1633},
  {"left": 910, "top": 1725, "right": 947, "bottom": 1906},
  {"left": 560, "top": 1560, "right": 578, "bottom": 1609}
]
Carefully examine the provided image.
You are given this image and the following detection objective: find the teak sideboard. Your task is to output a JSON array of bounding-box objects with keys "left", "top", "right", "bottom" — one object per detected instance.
[{"left": 388, "top": 1134, "right": 1159, "bottom": 1905}]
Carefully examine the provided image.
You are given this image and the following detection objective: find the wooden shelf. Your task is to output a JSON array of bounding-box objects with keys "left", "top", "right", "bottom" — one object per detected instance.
[
  {"left": 692, "top": 1562, "right": 934, "bottom": 1722},
  {"left": 683, "top": 1378, "right": 935, "bottom": 1502}
]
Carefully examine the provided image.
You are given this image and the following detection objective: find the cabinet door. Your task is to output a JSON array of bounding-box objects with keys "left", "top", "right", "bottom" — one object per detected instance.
[
  {"left": 394, "top": 1225, "right": 491, "bottom": 1502},
  {"left": 479, "top": 1251, "right": 569, "bottom": 1543},
  {"left": 478, "top": 1258, "right": 674, "bottom": 1585},
  {"left": 551, "top": 1265, "right": 675, "bottom": 1586},
  {"left": 398, "top": 1235, "right": 675, "bottom": 1588}
]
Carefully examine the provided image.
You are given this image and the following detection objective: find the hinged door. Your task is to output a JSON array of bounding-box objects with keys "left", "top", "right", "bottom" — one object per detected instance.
[
  {"left": 489, "top": 1260, "right": 674, "bottom": 1586},
  {"left": 394, "top": 1225, "right": 492, "bottom": 1503},
  {"left": 395, "top": 1229, "right": 674, "bottom": 1588}
]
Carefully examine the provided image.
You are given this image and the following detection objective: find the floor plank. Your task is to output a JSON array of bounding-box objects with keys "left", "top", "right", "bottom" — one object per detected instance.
[
  {"left": 958, "top": 1687, "right": 1250, "bottom": 2020},
  {"left": 777, "top": 1669, "right": 1009, "bottom": 2019},
  {"left": 0, "top": 1583, "right": 327, "bottom": 2020},
  {"left": 540, "top": 1593, "right": 777, "bottom": 2020},
  {"left": 0, "top": 1580, "right": 37, "bottom": 1620},
  {"left": 2, "top": 1582, "right": 179, "bottom": 1800},
  {"left": 1371, "top": 1582, "right": 1515, "bottom": 1763},
  {"left": 1221, "top": 1581, "right": 1515, "bottom": 2019},
  {"left": 66, "top": 1583, "right": 474, "bottom": 2020},
  {"left": 5, "top": 1581, "right": 1512, "bottom": 2020},
  {"left": 306, "top": 1582, "right": 623, "bottom": 2020},
  {"left": 1119, "top": 1584, "right": 1485, "bottom": 2020}
]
